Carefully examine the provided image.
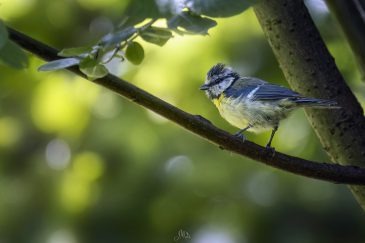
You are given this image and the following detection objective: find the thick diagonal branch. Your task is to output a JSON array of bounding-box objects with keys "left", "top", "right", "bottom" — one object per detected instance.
[
  {"left": 254, "top": 0, "right": 365, "bottom": 208},
  {"left": 7, "top": 26, "right": 365, "bottom": 185}
]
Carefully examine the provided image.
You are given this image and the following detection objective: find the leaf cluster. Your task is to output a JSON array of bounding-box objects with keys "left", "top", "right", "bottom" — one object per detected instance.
[{"left": 7, "top": 0, "right": 254, "bottom": 79}]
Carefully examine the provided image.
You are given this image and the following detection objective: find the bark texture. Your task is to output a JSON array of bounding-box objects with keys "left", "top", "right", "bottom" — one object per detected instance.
[{"left": 253, "top": 0, "right": 365, "bottom": 209}]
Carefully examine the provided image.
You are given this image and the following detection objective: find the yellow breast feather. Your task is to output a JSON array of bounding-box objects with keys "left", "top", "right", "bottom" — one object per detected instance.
[
  {"left": 212, "top": 94, "right": 252, "bottom": 131},
  {"left": 212, "top": 94, "right": 225, "bottom": 109}
]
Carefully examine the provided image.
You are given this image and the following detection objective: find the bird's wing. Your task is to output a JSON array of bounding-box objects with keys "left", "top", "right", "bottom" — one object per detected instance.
[
  {"left": 225, "top": 77, "right": 266, "bottom": 98},
  {"left": 251, "top": 83, "right": 301, "bottom": 101},
  {"left": 227, "top": 77, "right": 301, "bottom": 101}
]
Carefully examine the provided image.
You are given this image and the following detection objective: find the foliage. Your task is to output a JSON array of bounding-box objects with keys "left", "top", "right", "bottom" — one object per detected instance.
[
  {"left": 167, "top": 11, "right": 217, "bottom": 35},
  {"left": 34, "top": 0, "right": 254, "bottom": 79},
  {"left": 125, "top": 41, "right": 145, "bottom": 65},
  {"left": 186, "top": 0, "right": 255, "bottom": 17},
  {"left": 38, "top": 57, "right": 80, "bottom": 71},
  {"left": 140, "top": 27, "right": 173, "bottom": 46}
]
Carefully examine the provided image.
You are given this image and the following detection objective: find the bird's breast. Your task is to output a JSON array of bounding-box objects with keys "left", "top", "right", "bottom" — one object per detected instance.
[
  {"left": 212, "top": 94, "right": 286, "bottom": 132},
  {"left": 212, "top": 94, "right": 251, "bottom": 129}
]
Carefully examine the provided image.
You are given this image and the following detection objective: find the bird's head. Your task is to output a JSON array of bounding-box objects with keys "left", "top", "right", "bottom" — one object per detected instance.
[{"left": 200, "top": 63, "right": 240, "bottom": 100}]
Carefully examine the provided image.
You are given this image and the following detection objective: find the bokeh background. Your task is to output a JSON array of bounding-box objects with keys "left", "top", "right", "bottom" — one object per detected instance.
[{"left": 1, "top": 0, "right": 365, "bottom": 242}]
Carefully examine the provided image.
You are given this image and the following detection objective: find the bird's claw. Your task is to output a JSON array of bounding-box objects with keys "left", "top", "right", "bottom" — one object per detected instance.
[
  {"left": 234, "top": 132, "right": 246, "bottom": 142},
  {"left": 265, "top": 145, "right": 276, "bottom": 156}
]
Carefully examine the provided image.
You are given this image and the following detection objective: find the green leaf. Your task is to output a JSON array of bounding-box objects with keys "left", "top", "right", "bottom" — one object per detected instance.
[
  {"left": 0, "top": 40, "right": 28, "bottom": 69},
  {"left": 125, "top": 42, "right": 144, "bottom": 65},
  {"left": 58, "top": 46, "right": 93, "bottom": 57},
  {"left": 99, "top": 27, "right": 137, "bottom": 47},
  {"left": 79, "top": 58, "right": 108, "bottom": 80},
  {"left": 79, "top": 56, "right": 98, "bottom": 69},
  {"left": 38, "top": 57, "right": 80, "bottom": 71},
  {"left": 140, "top": 27, "right": 173, "bottom": 46},
  {"left": 186, "top": 0, "right": 254, "bottom": 17},
  {"left": 122, "top": 0, "right": 162, "bottom": 26},
  {"left": 167, "top": 11, "right": 217, "bottom": 35},
  {"left": 0, "top": 20, "right": 8, "bottom": 50}
]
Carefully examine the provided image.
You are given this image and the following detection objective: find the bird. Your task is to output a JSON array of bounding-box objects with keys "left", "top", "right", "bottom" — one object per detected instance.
[{"left": 200, "top": 63, "right": 339, "bottom": 150}]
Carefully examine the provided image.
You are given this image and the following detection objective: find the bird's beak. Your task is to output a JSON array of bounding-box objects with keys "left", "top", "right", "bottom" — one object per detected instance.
[{"left": 199, "top": 84, "right": 209, "bottom": 90}]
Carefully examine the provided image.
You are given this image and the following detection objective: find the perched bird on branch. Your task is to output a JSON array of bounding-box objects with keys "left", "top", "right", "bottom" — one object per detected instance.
[{"left": 200, "top": 63, "right": 339, "bottom": 150}]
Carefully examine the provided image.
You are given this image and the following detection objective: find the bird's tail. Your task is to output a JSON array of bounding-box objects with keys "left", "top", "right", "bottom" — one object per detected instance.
[{"left": 295, "top": 98, "right": 341, "bottom": 109}]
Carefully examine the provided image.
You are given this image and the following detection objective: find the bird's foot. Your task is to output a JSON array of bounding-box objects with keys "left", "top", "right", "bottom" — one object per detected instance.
[
  {"left": 265, "top": 145, "right": 276, "bottom": 157},
  {"left": 234, "top": 132, "right": 246, "bottom": 142}
]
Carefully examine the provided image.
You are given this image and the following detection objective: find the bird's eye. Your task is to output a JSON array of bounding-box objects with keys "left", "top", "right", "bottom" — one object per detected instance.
[{"left": 218, "top": 83, "right": 225, "bottom": 89}]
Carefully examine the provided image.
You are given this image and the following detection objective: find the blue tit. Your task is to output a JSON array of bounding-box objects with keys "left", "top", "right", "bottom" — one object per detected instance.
[{"left": 200, "top": 63, "right": 339, "bottom": 149}]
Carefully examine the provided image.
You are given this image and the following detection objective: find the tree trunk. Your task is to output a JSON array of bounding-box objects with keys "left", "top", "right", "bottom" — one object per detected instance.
[{"left": 253, "top": 0, "right": 365, "bottom": 209}]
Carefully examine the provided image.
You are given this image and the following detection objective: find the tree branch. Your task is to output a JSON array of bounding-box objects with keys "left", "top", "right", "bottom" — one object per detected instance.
[
  {"left": 325, "top": 0, "right": 365, "bottom": 81},
  {"left": 253, "top": 0, "right": 365, "bottom": 208},
  {"left": 6, "top": 26, "right": 365, "bottom": 185}
]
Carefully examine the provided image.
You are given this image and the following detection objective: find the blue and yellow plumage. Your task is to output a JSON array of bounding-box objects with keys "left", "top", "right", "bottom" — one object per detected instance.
[{"left": 200, "top": 63, "right": 339, "bottom": 149}]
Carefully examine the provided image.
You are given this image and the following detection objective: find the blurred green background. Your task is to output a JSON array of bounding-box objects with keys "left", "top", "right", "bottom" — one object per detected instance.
[{"left": 1, "top": 0, "right": 365, "bottom": 242}]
